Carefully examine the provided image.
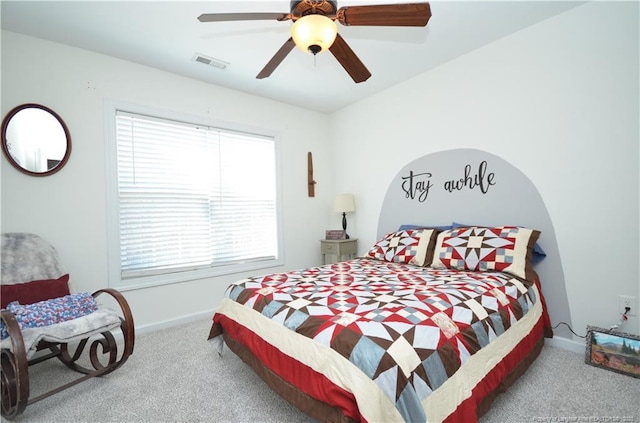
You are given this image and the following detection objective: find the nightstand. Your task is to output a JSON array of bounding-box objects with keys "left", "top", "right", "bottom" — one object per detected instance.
[{"left": 320, "top": 239, "right": 358, "bottom": 264}]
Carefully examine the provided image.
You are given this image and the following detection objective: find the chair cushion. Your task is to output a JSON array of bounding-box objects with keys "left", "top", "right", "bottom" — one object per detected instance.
[
  {"left": 1, "top": 292, "right": 97, "bottom": 339},
  {"left": 1, "top": 308, "right": 123, "bottom": 359},
  {"left": 6, "top": 291, "right": 96, "bottom": 327},
  {"left": 1, "top": 274, "right": 70, "bottom": 308}
]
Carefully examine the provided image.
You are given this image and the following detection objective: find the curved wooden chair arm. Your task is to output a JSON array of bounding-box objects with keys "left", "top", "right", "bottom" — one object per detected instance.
[
  {"left": 1, "top": 309, "right": 30, "bottom": 419},
  {"left": 92, "top": 288, "right": 135, "bottom": 357},
  {"left": 1, "top": 310, "right": 27, "bottom": 359}
]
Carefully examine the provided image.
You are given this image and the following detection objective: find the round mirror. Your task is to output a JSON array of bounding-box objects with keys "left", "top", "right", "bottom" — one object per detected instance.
[{"left": 1, "top": 103, "right": 72, "bottom": 176}]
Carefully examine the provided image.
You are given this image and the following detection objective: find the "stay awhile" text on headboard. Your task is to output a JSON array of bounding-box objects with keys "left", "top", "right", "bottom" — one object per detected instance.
[{"left": 401, "top": 160, "right": 496, "bottom": 203}]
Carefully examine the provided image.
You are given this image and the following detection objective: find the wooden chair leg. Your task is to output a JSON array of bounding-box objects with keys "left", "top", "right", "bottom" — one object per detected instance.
[
  {"left": 1, "top": 311, "right": 30, "bottom": 420},
  {"left": 52, "top": 288, "right": 134, "bottom": 376},
  {"left": 57, "top": 331, "right": 118, "bottom": 374},
  {"left": 92, "top": 288, "right": 135, "bottom": 374}
]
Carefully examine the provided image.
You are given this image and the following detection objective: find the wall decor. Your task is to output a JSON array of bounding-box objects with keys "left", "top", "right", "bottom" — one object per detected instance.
[
  {"left": 585, "top": 325, "right": 640, "bottom": 378},
  {"left": 307, "top": 151, "right": 316, "bottom": 197},
  {"left": 400, "top": 160, "right": 496, "bottom": 204},
  {"left": 1, "top": 103, "right": 72, "bottom": 176}
]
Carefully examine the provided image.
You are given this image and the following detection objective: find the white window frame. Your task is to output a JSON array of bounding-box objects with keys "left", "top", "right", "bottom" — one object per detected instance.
[{"left": 104, "top": 100, "right": 284, "bottom": 291}]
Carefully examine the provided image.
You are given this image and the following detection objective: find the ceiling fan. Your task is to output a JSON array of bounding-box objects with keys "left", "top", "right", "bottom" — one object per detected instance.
[{"left": 198, "top": 1, "right": 432, "bottom": 83}]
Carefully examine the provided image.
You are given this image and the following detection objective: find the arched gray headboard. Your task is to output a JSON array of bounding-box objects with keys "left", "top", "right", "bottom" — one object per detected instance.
[{"left": 377, "top": 148, "right": 571, "bottom": 338}]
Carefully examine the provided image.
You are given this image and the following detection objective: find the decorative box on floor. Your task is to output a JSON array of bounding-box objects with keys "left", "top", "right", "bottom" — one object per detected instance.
[{"left": 0, "top": 233, "right": 135, "bottom": 419}]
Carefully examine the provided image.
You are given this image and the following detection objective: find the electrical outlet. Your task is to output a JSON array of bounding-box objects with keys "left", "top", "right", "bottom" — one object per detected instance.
[{"left": 619, "top": 295, "right": 637, "bottom": 317}]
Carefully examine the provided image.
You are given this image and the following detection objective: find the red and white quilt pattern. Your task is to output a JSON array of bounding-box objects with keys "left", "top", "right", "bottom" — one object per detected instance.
[
  {"left": 366, "top": 228, "right": 436, "bottom": 266},
  {"left": 432, "top": 226, "right": 539, "bottom": 281},
  {"left": 223, "top": 258, "right": 537, "bottom": 422}
]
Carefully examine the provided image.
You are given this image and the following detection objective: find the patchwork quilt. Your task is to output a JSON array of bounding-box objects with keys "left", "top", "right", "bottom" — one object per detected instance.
[{"left": 211, "top": 258, "right": 540, "bottom": 422}]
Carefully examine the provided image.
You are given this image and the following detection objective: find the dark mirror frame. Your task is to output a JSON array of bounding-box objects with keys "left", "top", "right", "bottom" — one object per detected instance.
[{"left": 1, "top": 103, "right": 72, "bottom": 177}]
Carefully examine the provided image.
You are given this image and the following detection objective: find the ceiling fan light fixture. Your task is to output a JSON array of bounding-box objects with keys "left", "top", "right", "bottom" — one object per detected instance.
[{"left": 291, "top": 14, "right": 337, "bottom": 55}]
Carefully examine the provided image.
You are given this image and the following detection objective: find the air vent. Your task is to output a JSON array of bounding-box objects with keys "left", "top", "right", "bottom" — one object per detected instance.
[{"left": 192, "top": 53, "right": 229, "bottom": 70}]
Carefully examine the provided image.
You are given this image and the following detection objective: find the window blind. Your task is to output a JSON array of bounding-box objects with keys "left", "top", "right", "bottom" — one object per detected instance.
[{"left": 115, "top": 111, "right": 278, "bottom": 279}]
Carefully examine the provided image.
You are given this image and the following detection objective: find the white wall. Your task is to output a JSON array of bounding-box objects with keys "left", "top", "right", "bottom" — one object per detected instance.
[
  {"left": 329, "top": 2, "right": 640, "bottom": 340},
  {"left": 1, "top": 31, "right": 334, "bottom": 330}
]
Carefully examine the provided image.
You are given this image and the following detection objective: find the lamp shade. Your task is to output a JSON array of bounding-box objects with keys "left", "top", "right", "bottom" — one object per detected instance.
[
  {"left": 291, "top": 14, "right": 337, "bottom": 55},
  {"left": 333, "top": 194, "right": 355, "bottom": 213}
]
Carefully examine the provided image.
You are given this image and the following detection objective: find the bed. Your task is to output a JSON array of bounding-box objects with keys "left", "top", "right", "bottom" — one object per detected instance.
[{"left": 208, "top": 149, "right": 559, "bottom": 422}]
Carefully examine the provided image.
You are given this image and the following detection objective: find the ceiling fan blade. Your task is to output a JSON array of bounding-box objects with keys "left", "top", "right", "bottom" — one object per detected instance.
[
  {"left": 336, "top": 3, "right": 431, "bottom": 27},
  {"left": 256, "top": 38, "right": 296, "bottom": 79},
  {"left": 198, "top": 12, "right": 291, "bottom": 23},
  {"left": 329, "top": 33, "right": 371, "bottom": 83}
]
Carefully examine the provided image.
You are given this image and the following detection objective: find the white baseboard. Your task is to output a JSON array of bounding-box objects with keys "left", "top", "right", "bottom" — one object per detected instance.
[
  {"left": 544, "top": 335, "right": 585, "bottom": 354},
  {"left": 134, "top": 309, "right": 215, "bottom": 336}
]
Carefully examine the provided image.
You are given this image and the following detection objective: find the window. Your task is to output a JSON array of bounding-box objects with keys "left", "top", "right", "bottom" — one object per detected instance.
[{"left": 106, "top": 105, "right": 282, "bottom": 290}]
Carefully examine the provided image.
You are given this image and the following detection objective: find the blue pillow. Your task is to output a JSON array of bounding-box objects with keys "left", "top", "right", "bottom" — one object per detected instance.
[
  {"left": 451, "top": 222, "right": 546, "bottom": 265},
  {"left": 399, "top": 224, "right": 453, "bottom": 231}
]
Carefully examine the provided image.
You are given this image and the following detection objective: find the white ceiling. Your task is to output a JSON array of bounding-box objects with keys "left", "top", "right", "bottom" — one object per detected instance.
[{"left": 1, "top": 1, "right": 584, "bottom": 114}]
